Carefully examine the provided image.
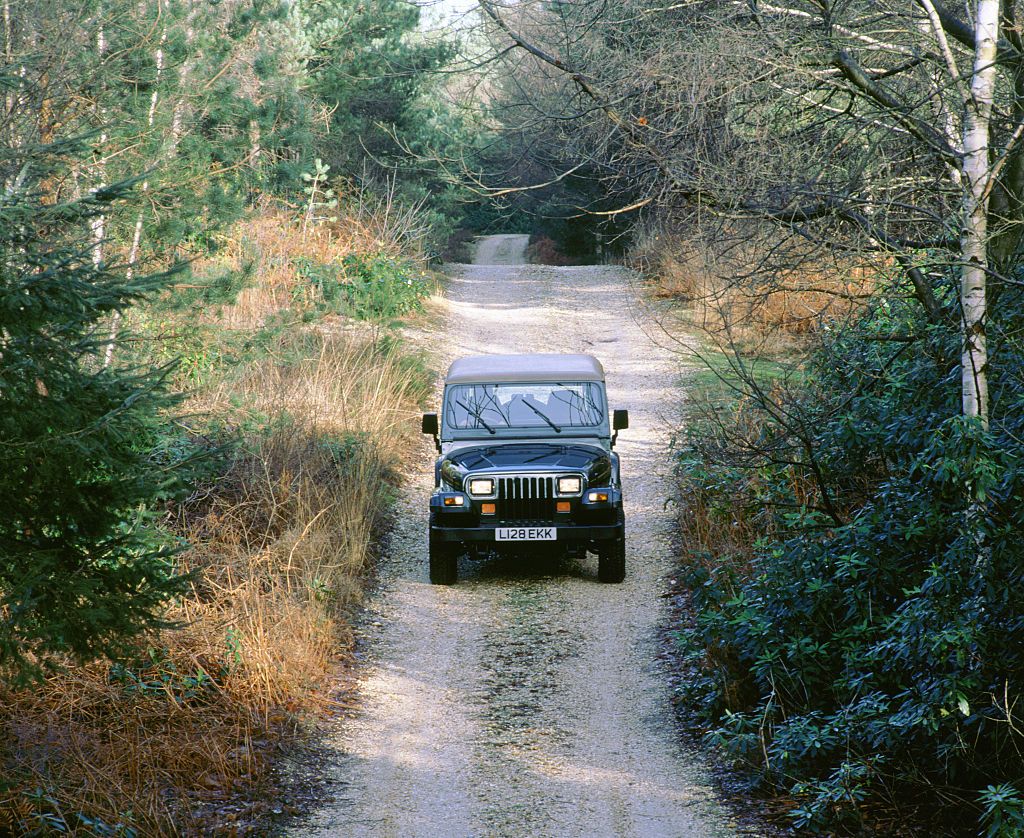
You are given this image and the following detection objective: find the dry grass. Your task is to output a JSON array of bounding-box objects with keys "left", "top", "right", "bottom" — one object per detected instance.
[
  {"left": 673, "top": 393, "right": 823, "bottom": 712},
  {"left": 675, "top": 397, "right": 783, "bottom": 574},
  {"left": 629, "top": 226, "right": 876, "bottom": 355},
  {"left": 207, "top": 206, "right": 389, "bottom": 332},
  {"left": 634, "top": 223, "right": 870, "bottom": 571},
  {"left": 0, "top": 209, "right": 432, "bottom": 835},
  {"left": 197, "top": 191, "right": 436, "bottom": 333}
]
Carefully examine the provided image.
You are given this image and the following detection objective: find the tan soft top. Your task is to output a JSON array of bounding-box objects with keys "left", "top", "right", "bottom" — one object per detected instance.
[{"left": 445, "top": 353, "right": 605, "bottom": 385}]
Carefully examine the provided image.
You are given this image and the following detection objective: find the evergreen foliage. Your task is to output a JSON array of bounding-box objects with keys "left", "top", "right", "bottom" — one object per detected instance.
[
  {"left": 0, "top": 140, "right": 188, "bottom": 683},
  {"left": 678, "top": 280, "right": 1024, "bottom": 830},
  {"left": 290, "top": 0, "right": 471, "bottom": 247},
  {"left": 0, "top": 0, "right": 466, "bottom": 684},
  {"left": 302, "top": 0, "right": 453, "bottom": 171}
]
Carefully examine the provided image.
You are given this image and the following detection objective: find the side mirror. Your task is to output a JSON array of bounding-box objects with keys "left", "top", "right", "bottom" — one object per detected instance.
[
  {"left": 422, "top": 412, "right": 440, "bottom": 452},
  {"left": 611, "top": 409, "right": 628, "bottom": 447}
]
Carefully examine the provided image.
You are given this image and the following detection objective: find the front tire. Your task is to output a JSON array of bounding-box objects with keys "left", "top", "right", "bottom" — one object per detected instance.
[
  {"left": 597, "top": 529, "right": 626, "bottom": 583},
  {"left": 429, "top": 541, "right": 458, "bottom": 585}
]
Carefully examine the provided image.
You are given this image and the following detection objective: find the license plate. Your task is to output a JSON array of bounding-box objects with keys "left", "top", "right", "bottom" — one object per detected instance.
[{"left": 495, "top": 527, "right": 557, "bottom": 541}]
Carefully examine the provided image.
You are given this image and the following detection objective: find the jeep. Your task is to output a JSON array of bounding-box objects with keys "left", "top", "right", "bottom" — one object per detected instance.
[{"left": 421, "top": 353, "right": 628, "bottom": 585}]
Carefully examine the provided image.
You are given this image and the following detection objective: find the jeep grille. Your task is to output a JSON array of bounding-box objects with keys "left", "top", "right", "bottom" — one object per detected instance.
[{"left": 497, "top": 476, "right": 555, "bottom": 523}]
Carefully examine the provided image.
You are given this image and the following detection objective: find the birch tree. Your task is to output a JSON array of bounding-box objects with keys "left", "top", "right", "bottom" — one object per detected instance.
[
  {"left": 474, "top": 1, "right": 1024, "bottom": 826},
  {"left": 478, "top": 0, "right": 1021, "bottom": 431},
  {"left": 960, "top": 0, "right": 1000, "bottom": 427}
]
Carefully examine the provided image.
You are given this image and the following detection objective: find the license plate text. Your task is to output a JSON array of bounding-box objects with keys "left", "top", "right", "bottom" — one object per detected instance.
[{"left": 495, "top": 527, "right": 557, "bottom": 541}]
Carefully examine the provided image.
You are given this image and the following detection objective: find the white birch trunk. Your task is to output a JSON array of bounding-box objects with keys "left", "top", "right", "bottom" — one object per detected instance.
[
  {"left": 90, "top": 23, "right": 108, "bottom": 273},
  {"left": 916, "top": 0, "right": 964, "bottom": 188},
  {"left": 959, "top": 0, "right": 999, "bottom": 429},
  {"left": 248, "top": 118, "right": 261, "bottom": 169},
  {"left": 169, "top": 20, "right": 195, "bottom": 152},
  {"left": 3, "top": 0, "right": 12, "bottom": 145},
  {"left": 105, "top": 21, "right": 166, "bottom": 367}
]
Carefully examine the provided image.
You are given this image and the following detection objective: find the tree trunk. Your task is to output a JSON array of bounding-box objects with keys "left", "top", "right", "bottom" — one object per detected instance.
[
  {"left": 959, "top": 0, "right": 999, "bottom": 429},
  {"left": 90, "top": 21, "right": 108, "bottom": 274},
  {"left": 105, "top": 21, "right": 166, "bottom": 367}
]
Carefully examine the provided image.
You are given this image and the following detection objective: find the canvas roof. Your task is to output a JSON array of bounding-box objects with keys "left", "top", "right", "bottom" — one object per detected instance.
[{"left": 445, "top": 353, "right": 605, "bottom": 385}]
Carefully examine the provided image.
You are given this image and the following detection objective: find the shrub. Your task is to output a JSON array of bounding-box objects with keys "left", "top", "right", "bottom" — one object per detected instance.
[
  {"left": 675, "top": 277, "right": 1024, "bottom": 832},
  {"left": 0, "top": 199, "right": 434, "bottom": 831},
  {"left": 628, "top": 224, "right": 874, "bottom": 355},
  {"left": 980, "top": 784, "right": 1024, "bottom": 838},
  {"left": 295, "top": 253, "right": 431, "bottom": 321},
  {"left": 0, "top": 329, "right": 430, "bottom": 832}
]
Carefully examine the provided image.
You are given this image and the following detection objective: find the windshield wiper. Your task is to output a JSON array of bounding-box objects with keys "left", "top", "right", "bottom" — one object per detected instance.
[
  {"left": 524, "top": 400, "right": 561, "bottom": 432},
  {"left": 456, "top": 399, "right": 496, "bottom": 434}
]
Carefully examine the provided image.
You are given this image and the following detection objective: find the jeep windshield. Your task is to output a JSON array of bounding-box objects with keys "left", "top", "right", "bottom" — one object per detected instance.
[{"left": 444, "top": 382, "right": 605, "bottom": 433}]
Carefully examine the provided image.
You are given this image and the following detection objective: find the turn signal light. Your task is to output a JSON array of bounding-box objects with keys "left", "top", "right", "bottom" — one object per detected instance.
[
  {"left": 481, "top": 503, "right": 496, "bottom": 514},
  {"left": 587, "top": 491, "right": 609, "bottom": 503},
  {"left": 556, "top": 501, "right": 571, "bottom": 513},
  {"left": 444, "top": 496, "right": 465, "bottom": 506}
]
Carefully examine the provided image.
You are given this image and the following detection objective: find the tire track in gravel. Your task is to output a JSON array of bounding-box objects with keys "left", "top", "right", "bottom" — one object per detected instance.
[{"left": 293, "top": 234, "right": 745, "bottom": 837}]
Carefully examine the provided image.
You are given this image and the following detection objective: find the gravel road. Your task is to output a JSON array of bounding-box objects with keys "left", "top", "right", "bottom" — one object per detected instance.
[{"left": 293, "top": 235, "right": 743, "bottom": 837}]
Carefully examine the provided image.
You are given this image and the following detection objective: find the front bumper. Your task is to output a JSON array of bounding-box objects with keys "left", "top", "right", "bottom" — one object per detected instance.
[
  {"left": 430, "top": 522, "right": 622, "bottom": 543},
  {"left": 429, "top": 485, "right": 623, "bottom": 543}
]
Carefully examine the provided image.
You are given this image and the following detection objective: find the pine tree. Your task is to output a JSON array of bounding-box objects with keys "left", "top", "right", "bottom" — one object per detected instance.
[
  {"left": 301, "top": 0, "right": 454, "bottom": 178},
  {"left": 0, "top": 135, "right": 189, "bottom": 683}
]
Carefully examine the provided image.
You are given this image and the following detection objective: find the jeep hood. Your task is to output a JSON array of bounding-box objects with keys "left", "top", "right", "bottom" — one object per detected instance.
[{"left": 440, "top": 442, "right": 613, "bottom": 489}]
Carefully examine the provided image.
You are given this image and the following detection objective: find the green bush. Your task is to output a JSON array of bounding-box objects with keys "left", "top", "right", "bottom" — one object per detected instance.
[
  {"left": 0, "top": 146, "right": 191, "bottom": 684},
  {"left": 980, "top": 784, "right": 1024, "bottom": 838},
  {"left": 676, "top": 278, "right": 1024, "bottom": 832},
  {"left": 295, "top": 253, "right": 430, "bottom": 322}
]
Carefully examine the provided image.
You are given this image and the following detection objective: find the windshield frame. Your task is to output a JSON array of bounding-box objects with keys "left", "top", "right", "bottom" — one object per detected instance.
[{"left": 440, "top": 380, "right": 610, "bottom": 441}]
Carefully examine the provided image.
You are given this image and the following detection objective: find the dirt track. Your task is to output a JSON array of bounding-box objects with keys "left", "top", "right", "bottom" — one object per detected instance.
[{"left": 292, "top": 235, "right": 742, "bottom": 837}]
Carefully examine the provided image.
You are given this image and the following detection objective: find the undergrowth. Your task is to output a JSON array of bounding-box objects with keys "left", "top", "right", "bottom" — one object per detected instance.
[
  {"left": 671, "top": 274, "right": 1024, "bottom": 835},
  {"left": 0, "top": 203, "right": 434, "bottom": 834},
  {"left": 629, "top": 224, "right": 873, "bottom": 356}
]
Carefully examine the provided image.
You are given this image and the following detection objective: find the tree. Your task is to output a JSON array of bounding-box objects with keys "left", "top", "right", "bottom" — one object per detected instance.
[
  {"left": 473, "top": 0, "right": 1024, "bottom": 828},
  {"left": 960, "top": 0, "right": 1000, "bottom": 428},
  {"left": 0, "top": 1, "right": 194, "bottom": 683},
  {"left": 476, "top": 0, "right": 1022, "bottom": 429},
  {"left": 300, "top": 0, "right": 454, "bottom": 181},
  {"left": 0, "top": 138, "right": 189, "bottom": 683}
]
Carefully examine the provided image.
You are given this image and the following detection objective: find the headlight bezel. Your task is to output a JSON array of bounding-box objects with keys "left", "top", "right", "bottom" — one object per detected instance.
[
  {"left": 557, "top": 475, "right": 584, "bottom": 496},
  {"left": 466, "top": 476, "right": 496, "bottom": 497}
]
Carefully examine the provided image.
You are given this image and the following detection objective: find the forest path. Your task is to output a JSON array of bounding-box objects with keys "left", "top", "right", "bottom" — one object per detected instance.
[{"left": 293, "top": 235, "right": 743, "bottom": 837}]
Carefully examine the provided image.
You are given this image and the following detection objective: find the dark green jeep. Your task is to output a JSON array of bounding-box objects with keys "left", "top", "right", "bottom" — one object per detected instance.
[{"left": 421, "top": 353, "right": 628, "bottom": 585}]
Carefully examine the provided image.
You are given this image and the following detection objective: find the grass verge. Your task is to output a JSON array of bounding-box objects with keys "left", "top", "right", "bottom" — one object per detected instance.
[{"left": 0, "top": 205, "right": 434, "bottom": 834}]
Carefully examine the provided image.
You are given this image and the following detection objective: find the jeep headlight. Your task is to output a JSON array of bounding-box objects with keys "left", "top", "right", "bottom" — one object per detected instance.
[
  {"left": 467, "top": 477, "right": 495, "bottom": 496},
  {"left": 557, "top": 476, "right": 582, "bottom": 495}
]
